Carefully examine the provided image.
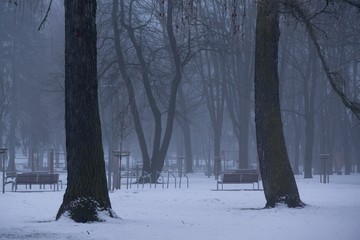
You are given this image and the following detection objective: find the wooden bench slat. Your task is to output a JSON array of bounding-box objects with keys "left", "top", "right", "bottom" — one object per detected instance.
[
  {"left": 38, "top": 174, "right": 59, "bottom": 184},
  {"left": 14, "top": 173, "right": 61, "bottom": 191}
]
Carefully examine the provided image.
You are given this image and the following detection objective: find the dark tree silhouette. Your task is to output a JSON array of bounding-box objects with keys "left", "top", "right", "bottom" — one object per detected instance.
[
  {"left": 56, "top": 0, "right": 115, "bottom": 222},
  {"left": 254, "top": 0, "right": 304, "bottom": 208},
  {"left": 112, "top": 0, "right": 183, "bottom": 182}
]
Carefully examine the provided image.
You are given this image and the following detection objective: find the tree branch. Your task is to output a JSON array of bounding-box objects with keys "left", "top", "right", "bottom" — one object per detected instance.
[
  {"left": 287, "top": 0, "right": 360, "bottom": 121},
  {"left": 37, "top": 0, "right": 53, "bottom": 31}
]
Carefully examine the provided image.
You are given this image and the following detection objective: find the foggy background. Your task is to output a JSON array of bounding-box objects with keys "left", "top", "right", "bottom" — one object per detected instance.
[{"left": 1, "top": 0, "right": 359, "bottom": 178}]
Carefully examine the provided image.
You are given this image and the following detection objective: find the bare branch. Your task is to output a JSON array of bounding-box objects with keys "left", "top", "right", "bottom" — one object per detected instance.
[
  {"left": 287, "top": 0, "right": 360, "bottom": 120},
  {"left": 37, "top": 0, "right": 53, "bottom": 31}
]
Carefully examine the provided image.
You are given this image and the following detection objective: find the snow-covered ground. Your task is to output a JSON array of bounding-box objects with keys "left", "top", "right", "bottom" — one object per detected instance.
[{"left": 1, "top": 173, "right": 360, "bottom": 240}]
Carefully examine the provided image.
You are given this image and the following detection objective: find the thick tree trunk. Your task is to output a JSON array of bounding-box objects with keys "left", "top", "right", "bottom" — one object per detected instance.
[
  {"left": 56, "top": 0, "right": 114, "bottom": 222},
  {"left": 254, "top": 0, "right": 304, "bottom": 208}
]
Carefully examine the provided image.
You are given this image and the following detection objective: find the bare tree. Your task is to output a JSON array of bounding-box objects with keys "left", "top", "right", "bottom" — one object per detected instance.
[
  {"left": 56, "top": 0, "right": 115, "bottom": 222},
  {"left": 225, "top": 0, "right": 256, "bottom": 169},
  {"left": 112, "top": 0, "right": 187, "bottom": 182},
  {"left": 254, "top": 0, "right": 304, "bottom": 208},
  {"left": 286, "top": 0, "right": 360, "bottom": 121},
  {"left": 284, "top": 0, "right": 360, "bottom": 173}
]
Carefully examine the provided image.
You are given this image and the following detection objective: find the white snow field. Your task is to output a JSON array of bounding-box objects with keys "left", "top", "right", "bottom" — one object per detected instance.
[{"left": 1, "top": 173, "right": 360, "bottom": 240}]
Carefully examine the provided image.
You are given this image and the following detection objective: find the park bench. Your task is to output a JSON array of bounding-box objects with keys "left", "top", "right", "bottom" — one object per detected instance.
[
  {"left": 14, "top": 173, "right": 62, "bottom": 191},
  {"left": 217, "top": 169, "right": 260, "bottom": 190},
  {"left": 5, "top": 172, "right": 16, "bottom": 183},
  {"left": 2, "top": 172, "right": 16, "bottom": 192}
]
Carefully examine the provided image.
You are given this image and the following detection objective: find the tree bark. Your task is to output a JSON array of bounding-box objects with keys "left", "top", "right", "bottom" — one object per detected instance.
[
  {"left": 254, "top": 0, "right": 304, "bottom": 208},
  {"left": 56, "top": 0, "right": 114, "bottom": 222}
]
